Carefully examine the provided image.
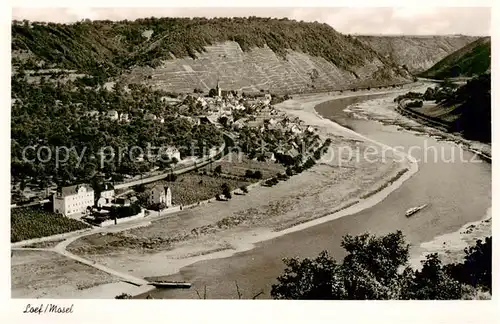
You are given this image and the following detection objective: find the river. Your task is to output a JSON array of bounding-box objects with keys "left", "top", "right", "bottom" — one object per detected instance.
[{"left": 137, "top": 93, "right": 491, "bottom": 299}]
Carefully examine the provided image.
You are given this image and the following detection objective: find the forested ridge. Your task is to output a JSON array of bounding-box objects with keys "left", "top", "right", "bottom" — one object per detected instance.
[{"left": 12, "top": 17, "right": 395, "bottom": 79}]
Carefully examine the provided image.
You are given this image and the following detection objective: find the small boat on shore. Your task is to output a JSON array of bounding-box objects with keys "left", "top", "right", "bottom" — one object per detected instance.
[
  {"left": 148, "top": 281, "right": 192, "bottom": 289},
  {"left": 405, "top": 204, "right": 428, "bottom": 217}
]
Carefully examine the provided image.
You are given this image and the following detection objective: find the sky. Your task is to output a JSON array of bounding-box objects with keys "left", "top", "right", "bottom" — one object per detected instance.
[{"left": 11, "top": 7, "right": 491, "bottom": 36}]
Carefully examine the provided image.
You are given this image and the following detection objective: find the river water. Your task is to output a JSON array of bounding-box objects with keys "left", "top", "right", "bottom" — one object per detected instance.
[{"left": 138, "top": 94, "right": 491, "bottom": 299}]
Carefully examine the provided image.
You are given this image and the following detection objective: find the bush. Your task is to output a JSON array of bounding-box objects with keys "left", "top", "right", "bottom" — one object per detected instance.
[
  {"left": 402, "top": 253, "right": 463, "bottom": 300},
  {"left": 406, "top": 100, "right": 423, "bottom": 108},
  {"left": 277, "top": 173, "right": 288, "bottom": 180},
  {"left": 265, "top": 177, "right": 279, "bottom": 187},
  {"left": 293, "top": 165, "right": 304, "bottom": 173},
  {"left": 110, "top": 203, "right": 142, "bottom": 218},
  {"left": 444, "top": 237, "right": 491, "bottom": 292},
  {"left": 221, "top": 183, "right": 232, "bottom": 199},
  {"left": 245, "top": 170, "right": 263, "bottom": 179},
  {"left": 240, "top": 185, "right": 249, "bottom": 193},
  {"left": 134, "top": 184, "right": 146, "bottom": 193},
  {"left": 271, "top": 231, "right": 475, "bottom": 300},
  {"left": 115, "top": 293, "right": 133, "bottom": 299},
  {"left": 165, "top": 173, "right": 177, "bottom": 182}
]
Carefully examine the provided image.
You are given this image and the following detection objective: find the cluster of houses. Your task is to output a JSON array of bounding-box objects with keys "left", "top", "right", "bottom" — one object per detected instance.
[
  {"left": 189, "top": 82, "right": 273, "bottom": 128},
  {"left": 84, "top": 110, "right": 168, "bottom": 123},
  {"left": 53, "top": 182, "right": 173, "bottom": 218},
  {"left": 83, "top": 81, "right": 277, "bottom": 132},
  {"left": 49, "top": 82, "right": 319, "bottom": 219}
]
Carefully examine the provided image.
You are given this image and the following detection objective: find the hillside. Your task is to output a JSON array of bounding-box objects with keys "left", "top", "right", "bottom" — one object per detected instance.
[
  {"left": 356, "top": 35, "right": 480, "bottom": 73},
  {"left": 419, "top": 37, "right": 491, "bottom": 79},
  {"left": 397, "top": 73, "right": 491, "bottom": 143},
  {"left": 122, "top": 41, "right": 410, "bottom": 93},
  {"left": 12, "top": 17, "right": 411, "bottom": 93},
  {"left": 442, "top": 73, "right": 491, "bottom": 142}
]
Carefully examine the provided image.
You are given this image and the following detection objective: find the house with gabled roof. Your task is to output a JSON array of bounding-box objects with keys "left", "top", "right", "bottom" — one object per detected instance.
[{"left": 148, "top": 184, "right": 172, "bottom": 207}]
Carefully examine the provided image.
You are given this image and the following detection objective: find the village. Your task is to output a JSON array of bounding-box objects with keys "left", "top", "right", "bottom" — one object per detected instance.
[{"left": 11, "top": 80, "right": 324, "bottom": 236}]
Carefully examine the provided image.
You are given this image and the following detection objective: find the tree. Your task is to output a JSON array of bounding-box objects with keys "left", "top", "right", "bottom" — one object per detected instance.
[
  {"left": 271, "top": 231, "right": 474, "bottom": 300},
  {"left": 209, "top": 88, "right": 217, "bottom": 97},
  {"left": 218, "top": 116, "right": 229, "bottom": 127},
  {"left": 214, "top": 165, "right": 222, "bottom": 175},
  {"left": 221, "top": 183, "right": 232, "bottom": 199},
  {"left": 402, "top": 254, "right": 463, "bottom": 300},
  {"left": 245, "top": 170, "right": 254, "bottom": 178},
  {"left": 253, "top": 170, "right": 263, "bottom": 179},
  {"left": 444, "top": 237, "right": 492, "bottom": 292},
  {"left": 271, "top": 251, "right": 346, "bottom": 299}
]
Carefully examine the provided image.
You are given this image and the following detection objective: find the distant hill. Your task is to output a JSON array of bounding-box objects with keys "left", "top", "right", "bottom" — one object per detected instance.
[
  {"left": 419, "top": 37, "right": 491, "bottom": 79},
  {"left": 356, "top": 35, "right": 480, "bottom": 73}
]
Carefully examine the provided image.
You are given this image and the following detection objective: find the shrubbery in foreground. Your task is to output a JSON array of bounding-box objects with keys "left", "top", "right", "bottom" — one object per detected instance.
[{"left": 271, "top": 231, "right": 491, "bottom": 300}]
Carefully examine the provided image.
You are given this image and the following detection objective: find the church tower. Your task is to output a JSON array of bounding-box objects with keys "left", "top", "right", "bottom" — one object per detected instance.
[{"left": 216, "top": 79, "right": 221, "bottom": 97}]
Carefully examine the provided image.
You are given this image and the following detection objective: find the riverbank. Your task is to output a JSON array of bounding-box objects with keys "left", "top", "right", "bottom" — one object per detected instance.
[
  {"left": 345, "top": 93, "right": 491, "bottom": 161},
  {"left": 11, "top": 87, "right": 420, "bottom": 299},
  {"left": 137, "top": 87, "right": 489, "bottom": 299},
  {"left": 336, "top": 92, "right": 492, "bottom": 274}
]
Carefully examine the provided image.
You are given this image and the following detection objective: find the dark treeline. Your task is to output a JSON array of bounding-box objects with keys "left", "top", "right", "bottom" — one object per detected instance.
[{"left": 11, "top": 75, "right": 223, "bottom": 189}]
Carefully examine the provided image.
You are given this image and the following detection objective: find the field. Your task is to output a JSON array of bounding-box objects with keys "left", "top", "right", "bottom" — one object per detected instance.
[
  {"left": 11, "top": 250, "right": 118, "bottom": 298},
  {"left": 201, "top": 152, "right": 286, "bottom": 180},
  {"left": 163, "top": 173, "right": 251, "bottom": 206},
  {"left": 11, "top": 208, "right": 90, "bottom": 243}
]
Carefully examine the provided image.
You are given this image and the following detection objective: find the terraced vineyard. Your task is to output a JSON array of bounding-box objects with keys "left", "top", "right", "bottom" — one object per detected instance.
[
  {"left": 11, "top": 208, "right": 90, "bottom": 243},
  {"left": 13, "top": 18, "right": 478, "bottom": 94},
  {"left": 124, "top": 41, "right": 409, "bottom": 93}
]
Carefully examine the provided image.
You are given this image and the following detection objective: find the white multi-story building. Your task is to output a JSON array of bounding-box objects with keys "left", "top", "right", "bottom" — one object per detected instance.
[{"left": 53, "top": 184, "right": 94, "bottom": 216}]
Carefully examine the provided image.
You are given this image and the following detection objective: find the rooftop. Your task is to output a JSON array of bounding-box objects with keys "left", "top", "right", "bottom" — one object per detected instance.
[{"left": 57, "top": 184, "right": 93, "bottom": 197}]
